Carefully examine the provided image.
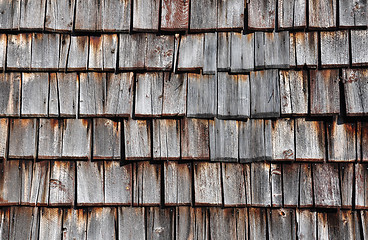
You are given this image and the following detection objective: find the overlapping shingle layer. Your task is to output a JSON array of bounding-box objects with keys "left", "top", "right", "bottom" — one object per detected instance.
[{"left": 0, "top": 0, "right": 368, "bottom": 239}]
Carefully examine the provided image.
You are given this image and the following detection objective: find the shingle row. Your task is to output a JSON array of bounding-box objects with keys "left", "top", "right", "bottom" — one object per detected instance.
[{"left": 1, "top": 160, "right": 368, "bottom": 208}]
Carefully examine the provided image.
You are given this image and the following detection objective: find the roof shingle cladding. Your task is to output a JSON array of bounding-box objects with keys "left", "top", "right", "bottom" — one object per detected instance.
[{"left": 0, "top": 0, "right": 367, "bottom": 239}]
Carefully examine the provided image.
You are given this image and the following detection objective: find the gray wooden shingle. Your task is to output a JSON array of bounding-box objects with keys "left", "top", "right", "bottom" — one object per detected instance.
[
  {"left": 218, "top": 32, "right": 230, "bottom": 71},
  {"left": 93, "top": 118, "right": 121, "bottom": 160},
  {"left": 351, "top": 30, "right": 368, "bottom": 67},
  {"left": 102, "top": 0, "right": 131, "bottom": 32},
  {"left": 153, "top": 119, "right": 180, "bottom": 160},
  {"left": 164, "top": 161, "right": 191, "bottom": 206},
  {"left": 123, "top": 119, "right": 151, "bottom": 160},
  {"left": 317, "top": 211, "right": 360, "bottom": 239},
  {"left": 63, "top": 209, "right": 87, "bottom": 240},
  {"left": 291, "top": 32, "right": 318, "bottom": 68},
  {"left": 133, "top": 0, "right": 159, "bottom": 31},
  {"left": 30, "top": 161, "right": 50, "bottom": 206},
  {"left": 119, "top": 33, "right": 147, "bottom": 70},
  {"left": 210, "top": 208, "right": 247, "bottom": 240},
  {"left": 20, "top": 160, "right": 33, "bottom": 205},
  {"left": 58, "top": 34, "right": 70, "bottom": 70},
  {"left": 248, "top": 0, "right": 276, "bottom": 30},
  {"left": 0, "top": 207, "right": 10, "bottom": 239},
  {"left": 309, "top": 0, "right": 337, "bottom": 29},
  {"left": 217, "top": 72, "right": 250, "bottom": 119},
  {"left": 48, "top": 74, "right": 58, "bottom": 117},
  {"left": 0, "top": 0, "right": 21, "bottom": 30},
  {"left": 9, "top": 207, "right": 38, "bottom": 239},
  {"left": 264, "top": 31, "right": 290, "bottom": 68},
  {"left": 217, "top": 0, "right": 244, "bottom": 30},
  {"left": 8, "top": 119, "right": 37, "bottom": 159},
  {"left": 45, "top": 0, "right": 75, "bottom": 32},
  {"left": 320, "top": 31, "right": 349, "bottom": 68},
  {"left": 87, "top": 208, "right": 116, "bottom": 240},
  {"left": 249, "top": 208, "right": 267, "bottom": 240},
  {"left": 355, "top": 163, "right": 368, "bottom": 209},
  {"left": 177, "top": 34, "right": 203, "bottom": 71},
  {"left": 160, "top": 0, "right": 189, "bottom": 31},
  {"left": 339, "top": 0, "right": 367, "bottom": 27},
  {"left": 360, "top": 122, "right": 368, "bottom": 162},
  {"left": 67, "top": 36, "right": 89, "bottom": 71},
  {"left": 176, "top": 207, "right": 209, "bottom": 240},
  {"left": 0, "top": 34, "right": 6, "bottom": 70},
  {"left": 146, "top": 207, "right": 174, "bottom": 240},
  {"left": 38, "top": 119, "right": 63, "bottom": 159},
  {"left": 77, "top": 161, "right": 104, "bottom": 205},
  {"left": 19, "top": 0, "right": 46, "bottom": 30},
  {"left": 203, "top": 33, "right": 217, "bottom": 75},
  {"left": 133, "top": 162, "right": 161, "bottom": 206},
  {"left": 343, "top": 69, "right": 368, "bottom": 116},
  {"left": 75, "top": 0, "right": 101, "bottom": 31},
  {"left": 296, "top": 209, "right": 316, "bottom": 239},
  {"left": 222, "top": 163, "right": 247, "bottom": 206},
  {"left": 271, "top": 164, "right": 283, "bottom": 207},
  {"left": 251, "top": 162, "right": 271, "bottom": 207},
  {"left": 39, "top": 208, "right": 63, "bottom": 240},
  {"left": 0, "top": 118, "right": 8, "bottom": 159},
  {"left": 194, "top": 162, "right": 222, "bottom": 206},
  {"left": 209, "top": 119, "right": 238, "bottom": 162},
  {"left": 88, "top": 36, "right": 103, "bottom": 71},
  {"left": 310, "top": 69, "right": 340, "bottom": 115},
  {"left": 7, "top": 34, "right": 32, "bottom": 70},
  {"left": 118, "top": 207, "right": 145, "bottom": 240},
  {"left": 31, "top": 33, "right": 60, "bottom": 70},
  {"left": 0, "top": 160, "right": 20, "bottom": 205},
  {"left": 295, "top": 118, "right": 325, "bottom": 162},
  {"left": 21, "top": 73, "right": 49, "bottom": 117},
  {"left": 340, "top": 163, "right": 354, "bottom": 208},
  {"left": 104, "top": 161, "right": 132, "bottom": 205},
  {"left": 250, "top": 70, "right": 280, "bottom": 118},
  {"left": 162, "top": 72, "right": 187, "bottom": 116},
  {"left": 268, "top": 209, "right": 296, "bottom": 240},
  {"left": 57, "top": 73, "right": 78, "bottom": 117},
  {"left": 145, "top": 34, "right": 174, "bottom": 71},
  {"left": 0, "top": 73, "right": 21, "bottom": 117},
  {"left": 49, "top": 161, "right": 75, "bottom": 206},
  {"left": 181, "top": 118, "right": 210, "bottom": 160},
  {"left": 62, "top": 119, "right": 91, "bottom": 159},
  {"left": 278, "top": 0, "right": 307, "bottom": 29},
  {"left": 300, "top": 164, "right": 314, "bottom": 208},
  {"left": 102, "top": 34, "right": 118, "bottom": 70},
  {"left": 187, "top": 73, "right": 217, "bottom": 118},
  {"left": 79, "top": 72, "right": 105, "bottom": 117},
  {"left": 282, "top": 163, "right": 300, "bottom": 207},
  {"left": 230, "top": 32, "right": 254, "bottom": 73},
  {"left": 190, "top": 0, "right": 217, "bottom": 31},
  {"left": 271, "top": 118, "right": 295, "bottom": 161}
]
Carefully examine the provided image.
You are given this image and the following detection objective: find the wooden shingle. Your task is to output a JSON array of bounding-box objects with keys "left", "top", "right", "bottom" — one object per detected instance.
[
  {"left": 177, "top": 34, "right": 204, "bottom": 71},
  {"left": 210, "top": 208, "right": 247, "bottom": 239},
  {"left": 62, "top": 119, "right": 91, "bottom": 159},
  {"left": 119, "top": 33, "right": 147, "bottom": 70},
  {"left": 339, "top": 0, "right": 367, "bottom": 27},
  {"left": 190, "top": 0, "right": 217, "bottom": 31},
  {"left": 320, "top": 31, "right": 349, "bottom": 68},
  {"left": 102, "top": 34, "right": 118, "bottom": 71},
  {"left": 248, "top": 208, "right": 268, "bottom": 239},
  {"left": 19, "top": 0, "right": 46, "bottom": 30},
  {"left": 0, "top": 34, "right": 6, "bottom": 70},
  {"left": 250, "top": 70, "right": 280, "bottom": 118},
  {"left": 160, "top": 0, "right": 189, "bottom": 31},
  {"left": 0, "top": 73, "right": 21, "bottom": 117},
  {"left": 104, "top": 161, "right": 132, "bottom": 205},
  {"left": 77, "top": 161, "right": 104, "bottom": 205},
  {"left": 63, "top": 209, "right": 87, "bottom": 239},
  {"left": 296, "top": 210, "right": 316, "bottom": 239},
  {"left": 67, "top": 36, "right": 89, "bottom": 71},
  {"left": 88, "top": 36, "right": 103, "bottom": 71},
  {"left": 45, "top": 0, "right": 75, "bottom": 32},
  {"left": 57, "top": 73, "right": 78, "bottom": 117},
  {"left": 248, "top": 0, "right": 276, "bottom": 30},
  {"left": 351, "top": 30, "right": 368, "bottom": 66},
  {"left": 194, "top": 162, "right": 222, "bottom": 206},
  {"left": 203, "top": 32, "right": 217, "bottom": 75},
  {"left": 48, "top": 74, "right": 58, "bottom": 117},
  {"left": 209, "top": 119, "right": 238, "bottom": 162},
  {"left": 217, "top": 0, "right": 244, "bottom": 30},
  {"left": 153, "top": 119, "right": 180, "bottom": 160},
  {"left": 164, "top": 162, "right": 191, "bottom": 206},
  {"left": 49, "top": 161, "right": 75, "bottom": 206},
  {"left": 264, "top": 31, "right": 290, "bottom": 68},
  {"left": 278, "top": 0, "right": 307, "bottom": 29},
  {"left": 230, "top": 32, "right": 254, "bottom": 73},
  {"left": 93, "top": 118, "right": 121, "bottom": 160},
  {"left": 133, "top": 162, "right": 161, "bottom": 206},
  {"left": 176, "top": 207, "right": 209, "bottom": 240},
  {"left": 222, "top": 163, "right": 247, "bottom": 206},
  {"left": 317, "top": 211, "right": 360, "bottom": 239},
  {"left": 359, "top": 122, "right": 368, "bottom": 162},
  {"left": 38, "top": 119, "right": 63, "bottom": 159},
  {"left": 355, "top": 164, "right": 368, "bottom": 209},
  {"left": 0, "top": 118, "right": 8, "bottom": 159},
  {"left": 145, "top": 34, "right": 174, "bottom": 70},
  {"left": 310, "top": 69, "right": 340, "bottom": 115},
  {"left": 0, "top": 160, "right": 21, "bottom": 205},
  {"left": 58, "top": 34, "right": 70, "bottom": 70},
  {"left": 251, "top": 162, "right": 271, "bottom": 207},
  {"left": 282, "top": 163, "right": 300, "bottom": 207},
  {"left": 133, "top": 0, "right": 159, "bottom": 31},
  {"left": 118, "top": 207, "right": 145, "bottom": 240},
  {"left": 268, "top": 209, "right": 296, "bottom": 240},
  {"left": 0, "top": 207, "right": 10, "bottom": 239},
  {"left": 271, "top": 164, "right": 283, "bottom": 207},
  {"left": 162, "top": 72, "right": 187, "bottom": 116},
  {"left": 343, "top": 69, "right": 368, "bottom": 116},
  {"left": 7, "top": 34, "right": 32, "bottom": 70},
  {"left": 309, "top": 0, "right": 337, "bottom": 29},
  {"left": 39, "top": 208, "right": 63, "bottom": 240},
  {"left": 340, "top": 163, "right": 354, "bottom": 208},
  {"left": 146, "top": 207, "right": 174, "bottom": 240},
  {"left": 123, "top": 119, "right": 151, "bottom": 160},
  {"left": 31, "top": 33, "right": 60, "bottom": 70},
  {"left": 8, "top": 119, "right": 37, "bottom": 159},
  {"left": 30, "top": 161, "right": 50, "bottom": 206},
  {"left": 271, "top": 118, "right": 295, "bottom": 161},
  {"left": 218, "top": 32, "right": 230, "bottom": 71},
  {"left": 79, "top": 72, "right": 105, "bottom": 117},
  {"left": 181, "top": 118, "right": 210, "bottom": 160},
  {"left": 9, "top": 207, "right": 38, "bottom": 239},
  {"left": 87, "top": 208, "right": 116, "bottom": 240},
  {"left": 291, "top": 32, "right": 318, "bottom": 68},
  {"left": 20, "top": 160, "right": 33, "bottom": 205},
  {"left": 0, "top": 0, "right": 21, "bottom": 30},
  {"left": 102, "top": 0, "right": 131, "bottom": 32},
  {"left": 21, "top": 73, "right": 49, "bottom": 117},
  {"left": 75, "top": 0, "right": 101, "bottom": 31}
]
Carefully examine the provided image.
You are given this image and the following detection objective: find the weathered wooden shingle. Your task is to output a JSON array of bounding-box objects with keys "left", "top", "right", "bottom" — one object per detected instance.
[
  {"left": 250, "top": 70, "right": 280, "bottom": 118},
  {"left": 222, "top": 163, "right": 247, "bottom": 206},
  {"left": 79, "top": 72, "right": 105, "bottom": 117},
  {"left": 77, "top": 161, "right": 104, "bottom": 205},
  {"left": 210, "top": 208, "right": 247, "bottom": 239},
  {"left": 49, "top": 161, "right": 75, "bottom": 206},
  {"left": 31, "top": 33, "right": 60, "bottom": 70},
  {"left": 164, "top": 162, "right": 191, "bottom": 206},
  {"left": 194, "top": 162, "right": 222, "bottom": 206},
  {"left": 133, "top": 0, "right": 159, "bottom": 31},
  {"left": 356, "top": 164, "right": 368, "bottom": 209},
  {"left": 296, "top": 209, "right": 316, "bottom": 239},
  {"left": 351, "top": 30, "right": 368, "bottom": 66},
  {"left": 309, "top": 0, "right": 337, "bottom": 29},
  {"left": 176, "top": 207, "right": 209, "bottom": 239},
  {"left": 0, "top": 160, "right": 21, "bottom": 205},
  {"left": 217, "top": 0, "right": 244, "bottom": 30},
  {"left": 278, "top": 0, "right": 307, "bottom": 29},
  {"left": 88, "top": 36, "right": 103, "bottom": 71},
  {"left": 39, "top": 208, "right": 63, "bottom": 240},
  {"left": 290, "top": 32, "right": 318, "bottom": 68},
  {"left": 230, "top": 33, "right": 254, "bottom": 73},
  {"left": 218, "top": 32, "right": 230, "bottom": 71},
  {"left": 58, "top": 34, "right": 70, "bottom": 70},
  {"left": 30, "top": 161, "right": 50, "bottom": 206},
  {"left": 209, "top": 119, "right": 238, "bottom": 162},
  {"left": 7, "top": 34, "right": 32, "bottom": 70},
  {"left": 145, "top": 34, "right": 174, "bottom": 70},
  {"left": 251, "top": 162, "right": 271, "bottom": 207},
  {"left": 190, "top": 0, "right": 217, "bottom": 31},
  {"left": 146, "top": 207, "right": 174, "bottom": 240},
  {"left": 177, "top": 34, "right": 203, "bottom": 71},
  {"left": 271, "top": 164, "right": 283, "bottom": 207},
  {"left": 0, "top": 73, "right": 21, "bottom": 117},
  {"left": 153, "top": 119, "right": 180, "bottom": 160},
  {"left": 102, "top": 0, "right": 130, "bottom": 32},
  {"left": 0, "top": 34, "right": 6, "bottom": 70},
  {"left": 310, "top": 69, "right": 340, "bottom": 115},
  {"left": 181, "top": 118, "right": 210, "bottom": 160},
  {"left": 62, "top": 119, "right": 91, "bottom": 159},
  {"left": 271, "top": 118, "right": 295, "bottom": 161},
  {"left": 63, "top": 208, "right": 87, "bottom": 240},
  {"left": 203, "top": 33, "right": 217, "bottom": 75},
  {"left": 248, "top": 0, "right": 276, "bottom": 30},
  {"left": 339, "top": 0, "right": 367, "bottom": 27},
  {"left": 340, "top": 163, "right": 354, "bottom": 208},
  {"left": 38, "top": 119, "right": 63, "bottom": 159},
  {"left": 45, "top": 0, "right": 75, "bottom": 32},
  {"left": 118, "top": 207, "right": 145, "bottom": 239},
  {"left": 317, "top": 211, "right": 360, "bottom": 239},
  {"left": 21, "top": 73, "right": 49, "bottom": 117},
  {"left": 104, "top": 161, "right": 132, "bottom": 205},
  {"left": 282, "top": 163, "right": 299, "bottom": 207},
  {"left": 249, "top": 208, "right": 268, "bottom": 240},
  {"left": 123, "top": 119, "right": 151, "bottom": 160},
  {"left": 320, "top": 31, "right": 349, "bottom": 68},
  {"left": 19, "top": 0, "right": 46, "bottom": 30},
  {"left": 161, "top": 0, "right": 189, "bottom": 31},
  {"left": 102, "top": 34, "right": 118, "bottom": 70},
  {"left": 343, "top": 69, "right": 368, "bottom": 116},
  {"left": 133, "top": 162, "right": 161, "bottom": 206},
  {"left": 75, "top": 0, "right": 101, "bottom": 31},
  {"left": 57, "top": 73, "right": 78, "bottom": 117},
  {"left": 8, "top": 119, "right": 37, "bottom": 159},
  {"left": 268, "top": 209, "right": 296, "bottom": 240},
  {"left": 162, "top": 72, "right": 187, "bottom": 116},
  {"left": 67, "top": 36, "right": 89, "bottom": 71},
  {"left": 264, "top": 31, "right": 290, "bottom": 69},
  {"left": 119, "top": 33, "right": 147, "bottom": 70},
  {"left": 93, "top": 118, "right": 121, "bottom": 160},
  {"left": 0, "top": 0, "right": 21, "bottom": 30},
  {"left": 9, "top": 207, "right": 38, "bottom": 239},
  {"left": 87, "top": 208, "right": 116, "bottom": 240},
  {"left": 360, "top": 122, "right": 368, "bottom": 162},
  {"left": 0, "top": 119, "right": 8, "bottom": 159}
]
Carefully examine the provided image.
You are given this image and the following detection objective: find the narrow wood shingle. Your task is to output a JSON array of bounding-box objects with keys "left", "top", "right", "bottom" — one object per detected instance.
[
  {"left": 181, "top": 118, "right": 210, "bottom": 160},
  {"left": 93, "top": 118, "right": 121, "bottom": 160},
  {"left": 320, "top": 31, "right": 349, "bottom": 68},
  {"left": 21, "top": 73, "right": 49, "bottom": 117},
  {"left": 7, "top": 34, "right": 32, "bottom": 70},
  {"left": 104, "top": 161, "right": 132, "bottom": 205},
  {"left": 77, "top": 161, "right": 104, "bottom": 205},
  {"left": 190, "top": 0, "right": 217, "bottom": 31},
  {"left": 123, "top": 119, "right": 151, "bottom": 160},
  {"left": 0, "top": 73, "right": 21, "bottom": 117},
  {"left": 153, "top": 119, "right": 180, "bottom": 160},
  {"left": 194, "top": 162, "right": 222, "bottom": 206},
  {"left": 248, "top": 0, "right": 276, "bottom": 30},
  {"left": 75, "top": 0, "right": 101, "bottom": 31},
  {"left": 133, "top": 0, "right": 159, "bottom": 31},
  {"left": 19, "top": 0, "right": 46, "bottom": 30},
  {"left": 45, "top": 0, "right": 75, "bottom": 32},
  {"left": 309, "top": 0, "right": 337, "bottom": 29},
  {"left": 164, "top": 162, "right": 192, "bottom": 206},
  {"left": 8, "top": 119, "right": 37, "bottom": 159},
  {"left": 102, "top": 0, "right": 131, "bottom": 32},
  {"left": 133, "top": 162, "right": 161, "bottom": 206}
]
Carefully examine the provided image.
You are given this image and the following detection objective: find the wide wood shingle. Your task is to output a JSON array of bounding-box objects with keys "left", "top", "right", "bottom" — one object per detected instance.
[
  {"left": 45, "top": 0, "right": 75, "bottom": 32},
  {"left": 160, "top": 0, "right": 189, "bottom": 31},
  {"left": 133, "top": 0, "right": 159, "bottom": 31}
]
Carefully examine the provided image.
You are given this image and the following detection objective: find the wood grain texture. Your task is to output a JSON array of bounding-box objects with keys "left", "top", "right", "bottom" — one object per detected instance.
[
  {"left": 123, "top": 119, "right": 151, "bottom": 160},
  {"left": 299, "top": 163, "right": 314, "bottom": 207},
  {"left": 248, "top": 0, "right": 276, "bottom": 30},
  {"left": 8, "top": 119, "right": 37, "bottom": 159},
  {"left": 75, "top": 0, "right": 101, "bottom": 31},
  {"left": 38, "top": 119, "right": 63, "bottom": 159},
  {"left": 19, "top": 0, "right": 46, "bottom": 30},
  {"left": 250, "top": 70, "right": 280, "bottom": 118},
  {"left": 102, "top": 34, "right": 118, "bottom": 70},
  {"left": 104, "top": 72, "right": 133, "bottom": 117},
  {"left": 317, "top": 211, "right": 360, "bottom": 239},
  {"left": 63, "top": 208, "right": 87, "bottom": 240},
  {"left": 177, "top": 34, "right": 203, "bottom": 71},
  {"left": 278, "top": 0, "right": 307, "bottom": 29},
  {"left": 217, "top": 0, "right": 244, "bottom": 30},
  {"left": 164, "top": 162, "right": 191, "bottom": 206},
  {"left": 133, "top": 162, "right": 161, "bottom": 206},
  {"left": 264, "top": 31, "right": 290, "bottom": 68},
  {"left": 133, "top": 0, "right": 159, "bottom": 31},
  {"left": 222, "top": 163, "right": 247, "bottom": 206},
  {"left": 146, "top": 207, "right": 174, "bottom": 240},
  {"left": 190, "top": 0, "right": 217, "bottom": 31},
  {"left": 102, "top": 0, "right": 130, "bottom": 32},
  {"left": 351, "top": 30, "right": 368, "bottom": 66},
  {"left": 45, "top": 0, "right": 75, "bottom": 32},
  {"left": 176, "top": 207, "right": 209, "bottom": 240},
  {"left": 194, "top": 162, "right": 222, "bottom": 206},
  {"left": 210, "top": 208, "right": 247, "bottom": 239},
  {"left": 343, "top": 69, "right": 368, "bottom": 116},
  {"left": 296, "top": 209, "right": 316, "bottom": 240},
  {"left": 187, "top": 73, "right": 217, "bottom": 118},
  {"left": 209, "top": 119, "right": 238, "bottom": 162},
  {"left": 119, "top": 33, "right": 147, "bottom": 70},
  {"left": 181, "top": 118, "right": 210, "bottom": 160},
  {"left": 0, "top": 34, "right": 6, "bottom": 70},
  {"left": 57, "top": 73, "right": 78, "bottom": 117},
  {"left": 118, "top": 207, "right": 145, "bottom": 240},
  {"left": 67, "top": 36, "right": 88, "bottom": 71},
  {"left": 9, "top": 207, "right": 38, "bottom": 239},
  {"left": 203, "top": 32, "right": 217, "bottom": 75},
  {"left": 104, "top": 161, "right": 132, "bottom": 205},
  {"left": 0, "top": 160, "right": 20, "bottom": 205},
  {"left": 0, "top": 118, "right": 8, "bottom": 159},
  {"left": 48, "top": 73, "right": 59, "bottom": 117},
  {"left": 292, "top": 32, "right": 318, "bottom": 68},
  {"left": 19, "top": 160, "right": 33, "bottom": 205},
  {"left": 360, "top": 122, "right": 368, "bottom": 162},
  {"left": 7, "top": 34, "right": 32, "bottom": 70},
  {"left": 339, "top": 0, "right": 367, "bottom": 27},
  {"left": 87, "top": 208, "right": 116, "bottom": 240},
  {"left": 62, "top": 119, "right": 91, "bottom": 159},
  {"left": 340, "top": 163, "right": 354, "bottom": 208},
  {"left": 218, "top": 32, "right": 230, "bottom": 71},
  {"left": 161, "top": 0, "right": 189, "bottom": 31},
  {"left": 320, "top": 30, "right": 349, "bottom": 68},
  {"left": 58, "top": 34, "right": 70, "bottom": 69},
  {"left": 39, "top": 208, "right": 62, "bottom": 240},
  {"left": 79, "top": 72, "right": 105, "bottom": 117},
  {"left": 31, "top": 33, "right": 60, "bottom": 70},
  {"left": 88, "top": 36, "right": 103, "bottom": 71},
  {"left": 77, "top": 161, "right": 104, "bottom": 205},
  {"left": 268, "top": 209, "right": 296, "bottom": 240},
  {"left": 153, "top": 119, "right": 180, "bottom": 160},
  {"left": 49, "top": 161, "right": 75, "bottom": 206},
  {"left": 310, "top": 69, "right": 340, "bottom": 115},
  {"left": 249, "top": 208, "right": 268, "bottom": 240},
  {"left": 30, "top": 161, "right": 50, "bottom": 206},
  {"left": 93, "top": 118, "right": 121, "bottom": 160},
  {"left": 162, "top": 72, "right": 187, "bottom": 116},
  {"left": 355, "top": 164, "right": 368, "bottom": 209},
  {"left": 271, "top": 118, "right": 295, "bottom": 161},
  {"left": 271, "top": 164, "right": 283, "bottom": 207},
  {"left": 251, "top": 162, "right": 271, "bottom": 207},
  {"left": 0, "top": 73, "right": 21, "bottom": 116},
  {"left": 145, "top": 34, "right": 174, "bottom": 70},
  {"left": 0, "top": 0, "right": 21, "bottom": 30},
  {"left": 282, "top": 163, "right": 300, "bottom": 207},
  {"left": 21, "top": 73, "right": 49, "bottom": 117},
  {"left": 230, "top": 32, "right": 254, "bottom": 73},
  {"left": 309, "top": 0, "right": 337, "bottom": 28},
  {"left": 0, "top": 207, "right": 10, "bottom": 239}
]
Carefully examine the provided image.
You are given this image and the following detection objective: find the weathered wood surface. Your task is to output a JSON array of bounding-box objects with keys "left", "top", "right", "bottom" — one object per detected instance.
[
  {"left": 190, "top": 0, "right": 217, "bottom": 31},
  {"left": 309, "top": 0, "right": 337, "bottom": 28},
  {"left": 135, "top": 72, "right": 163, "bottom": 117},
  {"left": 133, "top": 0, "right": 159, "bottom": 31},
  {"left": 8, "top": 119, "right": 36, "bottom": 159},
  {"left": 63, "top": 208, "right": 87, "bottom": 240},
  {"left": 87, "top": 208, "right": 116, "bottom": 240},
  {"left": 249, "top": 208, "right": 268, "bottom": 240},
  {"left": 320, "top": 31, "right": 349, "bottom": 68},
  {"left": 0, "top": 0, "right": 21, "bottom": 30},
  {"left": 187, "top": 73, "right": 217, "bottom": 118},
  {"left": 278, "top": 0, "right": 307, "bottom": 29},
  {"left": 77, "top": 161, "right": 104, "bottom": 205},
  {"left": 355, "top": 164, "right": 368, "bottom": 209},
  {"left": 39, "top": 208, "right": 62, "bottom": 240},
  {"left": 118, "top": 207, "right": 145, "bottom": 240},
  {"left": 310, "top": 69, "right": 340, "bottom": 115},
  {"left": 210, "top": 208, "right": 247, "bottom": 239},
  {"left": 57, "top": 73, "right": 78, "bottom": 117},
  {"left": 296, "top": 209, "right": 316, "bottom": 240},
  {"left": 102, "top": 34, "right": 118, "bottom": 70},
  {"left": 161, "top": 0, "right": 189, "bottom": 31},
  {"left": 264, "top": 31, "right": 290, "bottom": 68},
  {"left": 164, "top": 162, "right": 191, "bottom": 206},
  {"left": 21, "top": 73, "right": 49, "bottom": 117},
  {"left": 88, "top": 36, "right": 103, "bottom": 71},
  {"left": 300, "top": 164, "right": 314, "bottom": 207},
  {"left": 58, "top": 34, "right": 70, "bottom": 69},
  {"left": 146, "top": 207, "right": 174, "bottom": 240},
  {"left": 217, "top": 0, "right": 244, "bottom": 30},
  {"left": 222, "top": 163, "right": 247, "bottom": 206},
  {"left": 176, "top": 207, "right": 209, "bottom": 240},
  {"left": 251, "top": 163, "right": 271, "bottom": 207},
  {"left": 104, "top": 72, "right": 133, "bottom": 117},
  {"left": 340, "top": 163, "right": 354, "bottom": 208},
  {"left": 7, "top": 34, "right": 32, "bottom": 70},
  {"left": 282, "top": 163, "right": 300, "bottom": 207},
  {"left": 343, "top": 69, "right": 368, "bottom": 116},
  {"left": 9, "top": 207, "right": 38, "bottom": 239},
  {"left": 271, "top": 118, "right": 295, "bottom": 161},
  {"left": 162, "top": 73, "right": 187, "bottom": 116},
  {"left": 123, "top": 119, "right": 151, "bottom": 160},
  {"left": 48, "top": 73, "right": 59, "bottom": 117},
  {"left": 93, "top": 118, "right": 121, "bottom": 160},
  {"left": 177, "top": 34, "right": 203, "bottom": 71},
  {"left": 181, "top": 118, "right": 210, "bottom": 160},
  {"left": 38, "top": 119, "right": 63, "bottom": 159},
  {"left": 351, "top": 30, "right": 368, "bottom": 66},
  {"left": 0, "top": 118, "right": 8, "bottom": 159},
  {"left": 295, "top": 118, "right": 325, "bottom": 161},
  {"left": 79, "top": 72, "right": 105, "bottom": 117},
  {"left": 74, "top": 0, "right": 101, "bottom": 31},
  {"left": 291, "top": 32, "right": 318, "bottom": 68},
  {"left": 230, "top": 33, "right": 254, "bottom": 73},
  {"left": 194, "top": 162, "right": 222, "bottom": 206},
  {"left": 0, "top": 160, "right": 21, "bottom": 205},
  {"left": 209, "top": 119, "right": 238, "bottom": 162},
  {"left": 339, "top": 0, "right": 367, "bottom": 27},
  {"left": 153, "top": 119, "right": 180, "bottom": 160},
  {"left": 145, "top": 34, "right": 174, "bottom": 70},
  {"left": 0, "top": 34, "right": 5, "bottom": 70},
  {"left": 0, "top": 207, "right": 10, "bottom": 239},
  {"left": 313, "top": 163, "right": 341, "bottom": 208},
  {"left": 218, "top": 32, "right": 230, "bottom": 71},
  {"left": 49, "top": 161, "right": 75, "bottom": 206},
  {"left": 133, "top": 162, "right": 161, "bottom": 206},
  {"left": 271, "top": 164, "right": 283, "bottom": 207},
  {"left": 248, "top": 0, "right": 276, "bottom": 30},
  {"left": 45, "top": 0, "right": 75, "bottom": 32},
  {"left": 268, "top": 209, "right": 296, "bottom": 240},
  {"left": 67, "top": 36, "right": 89, "bottom": 71},
  {"left": 360, "top": 122, "right": 368, "bottom": 162},
  {"left": 203, "top": 33, "right": 217, "bottom": 75},
  {"left": 119, "top": 33, "right": 147, "bottom": 70},
  {"left": 250, "top": 70, "right": 280, "bottom": 118},
  {"left": 31, "top": 33, "right": 60, "bottom": 70},
  {"left": 104, "top": 161, "right": 132, "bottom": 205},
  {"left": 20, "top": 161, "right": 33, "bottom": 205},
  {"left": 279, "top": 70, "right": 308, "bottom": 115},
  {"left": 19, "top": 0, "right": 46, "bottom": 30},
  {"left": 30, "top": 161, "right": 50, "bottom": 206},
  {"left": 217, "top": 73, "right": 250, "bottom": 118},
  {"left": 102, "top": 0, "right": 130, "bottom": 32},
  {"left": 62, "top": 119, "right": 91, "bottom": 159},
  {"left": 317, "top": 211, "right": 360, "bottom": 240},
  {"left": 0, "top": 73, "right": 21, "bottom": 116}
]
